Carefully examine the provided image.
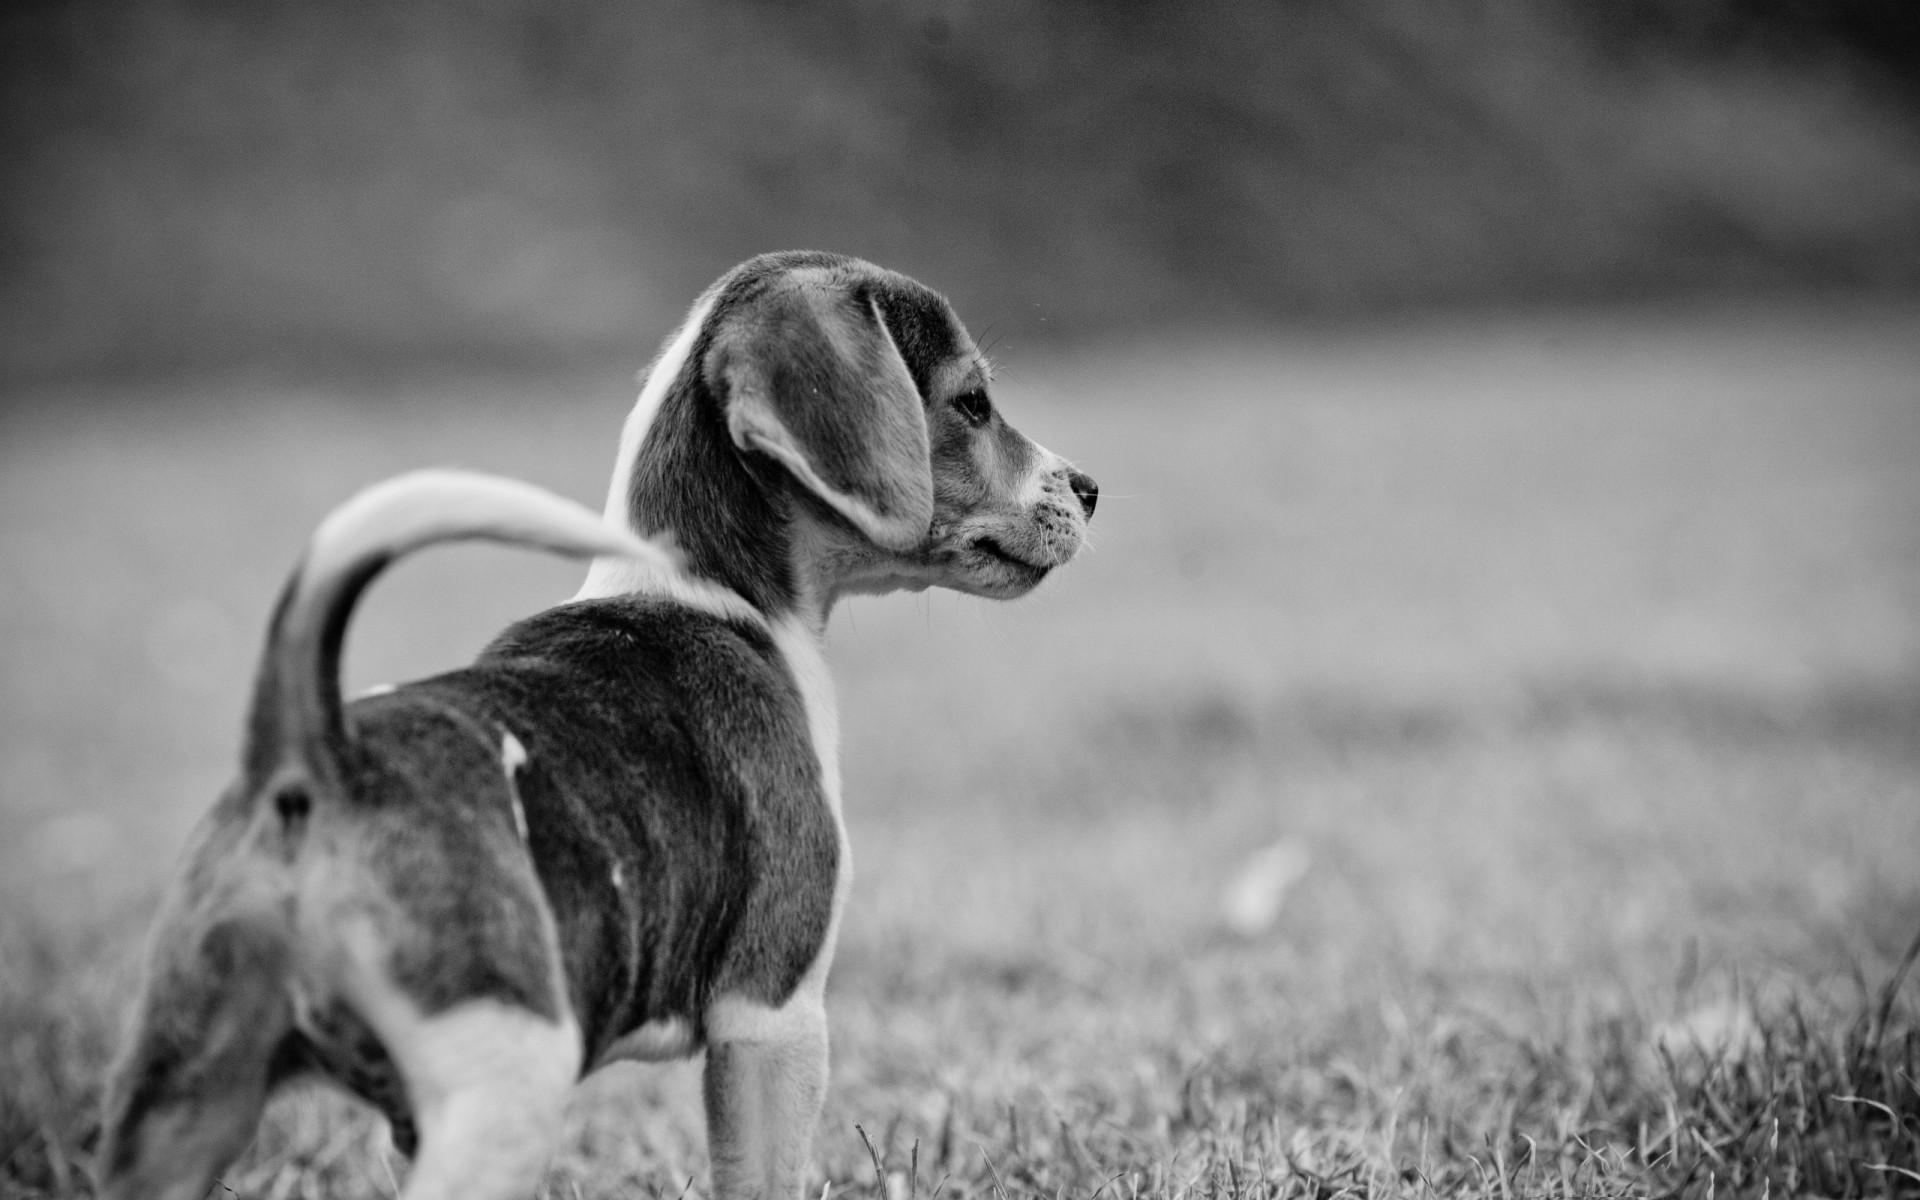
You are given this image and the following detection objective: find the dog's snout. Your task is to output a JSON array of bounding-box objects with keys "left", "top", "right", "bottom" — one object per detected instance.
[{"left": 1067, "top": 470, "right": 1098, "bottom": 519}]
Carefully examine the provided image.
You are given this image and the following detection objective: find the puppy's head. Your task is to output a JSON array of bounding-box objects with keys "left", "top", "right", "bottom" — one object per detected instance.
[
  {"left": 604, "top": 251, "right": 1095, "bottom": 616},
  {"left": 721, "top": 253, "right": 1094, "bottom": 603}
]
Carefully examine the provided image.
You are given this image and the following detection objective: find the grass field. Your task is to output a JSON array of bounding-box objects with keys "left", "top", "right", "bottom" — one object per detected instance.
[{"left": 2, "top": 301, "right": 1918, "bottom": 1197}]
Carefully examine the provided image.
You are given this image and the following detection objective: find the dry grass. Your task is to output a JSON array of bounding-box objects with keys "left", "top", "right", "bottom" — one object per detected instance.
[{"left": 2, "top": 301, "right": 1917, "bottom": 1197}]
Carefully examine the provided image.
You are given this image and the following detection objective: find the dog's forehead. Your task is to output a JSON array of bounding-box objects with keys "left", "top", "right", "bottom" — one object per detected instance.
[
  {"left": 868, "top": 275, "right": 984, "bottom": 399},
  {"left": 715, "top": 253, "right": 983, "bottom": 401}
]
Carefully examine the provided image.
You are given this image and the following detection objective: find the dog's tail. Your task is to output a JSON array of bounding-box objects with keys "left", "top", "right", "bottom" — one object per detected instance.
[{"left": 242, "top": 469, "right": 673, "bottom": 791}]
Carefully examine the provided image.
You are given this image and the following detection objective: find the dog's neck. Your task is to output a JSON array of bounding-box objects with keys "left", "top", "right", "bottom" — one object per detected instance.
[
  {"left": 635, "top": 367, "right": 806, "bottom": 611},
  {"left": 579, "top": 355, "right": 845, "bottom": 634}
]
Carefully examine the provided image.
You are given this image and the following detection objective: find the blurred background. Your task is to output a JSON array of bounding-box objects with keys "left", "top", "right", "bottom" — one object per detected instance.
[
  {"left": 2, "top": 0, "right": 1918, "bottom": 380},
  {"left": 3, "top": 2, "right": 1920, "bottom": 1194}
]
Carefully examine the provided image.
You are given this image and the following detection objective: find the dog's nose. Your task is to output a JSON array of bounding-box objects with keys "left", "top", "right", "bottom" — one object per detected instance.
[{"left": 1067, "top": 470, "right": 1098, "bottom": 519}]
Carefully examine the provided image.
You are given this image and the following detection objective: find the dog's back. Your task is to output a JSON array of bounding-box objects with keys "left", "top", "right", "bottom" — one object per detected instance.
[{"left": 365, "top": 595, "right": 838, "bottom": 1062}]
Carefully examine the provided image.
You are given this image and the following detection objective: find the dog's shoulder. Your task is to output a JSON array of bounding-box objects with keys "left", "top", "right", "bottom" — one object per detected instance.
[
  {"left": 468, "top": 595, "right": 813, "bottom": 760},
  {"left": 484, "top": 593, "right": 783, "bottom": 681}
]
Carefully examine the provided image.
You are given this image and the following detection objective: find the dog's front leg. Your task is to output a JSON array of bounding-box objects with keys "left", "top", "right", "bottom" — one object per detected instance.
[{"left": 702, "top": 1000, "right": 829, "bottom": 1200}]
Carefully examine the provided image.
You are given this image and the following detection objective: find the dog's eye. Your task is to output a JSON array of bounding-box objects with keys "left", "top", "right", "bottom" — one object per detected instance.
[{"left": 953, "top": 389, "right": 992, "bottom": 427}]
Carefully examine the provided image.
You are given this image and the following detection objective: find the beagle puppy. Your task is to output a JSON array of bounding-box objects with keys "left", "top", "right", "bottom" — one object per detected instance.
[{"left": 97, "top": 251, "right": 1097, "bottom": 1200}]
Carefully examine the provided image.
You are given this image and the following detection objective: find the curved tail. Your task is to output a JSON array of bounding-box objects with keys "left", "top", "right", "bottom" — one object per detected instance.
[{"left": 243, "top": 469, "right": 674, "bottom": 789}]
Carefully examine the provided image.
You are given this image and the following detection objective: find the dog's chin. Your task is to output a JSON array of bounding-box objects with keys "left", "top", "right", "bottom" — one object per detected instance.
[{"left": 947, "top": 536, "right": 1055, "bottom": 598}]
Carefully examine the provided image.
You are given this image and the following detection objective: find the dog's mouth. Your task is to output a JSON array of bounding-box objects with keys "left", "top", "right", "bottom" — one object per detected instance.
[{"left": 972, "top": 536, "right": 1052, "bottom": 582}]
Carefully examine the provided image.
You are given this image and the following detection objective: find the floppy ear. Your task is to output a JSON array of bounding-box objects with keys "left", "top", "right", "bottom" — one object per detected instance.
[{"left": 716, "top": 277, "right": 933, "bottom": 552}]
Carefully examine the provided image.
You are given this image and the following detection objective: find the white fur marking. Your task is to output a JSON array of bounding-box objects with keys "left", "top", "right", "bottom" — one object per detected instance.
[
  {"left": 384, "top": 1004, "right": 578, "bottom": 1200},
  {"left": 501, "top": 731, "right": 529, "bottom": 842},
  {"left": 594, "top": 1016, "right": 698, "bottom": 1066},
  {"left": 703, "top": 616, "right": 851, "bottom": 1043},
  {"left": 576, "top": 554, "right": 759, "bottom": 623},
  {"left": 768, "top": 617, "right": 841, "bottom": 821},
  {"left": 707, "top": 989, "right": 827, "bottom": 1045},
  {"left": 575, "top": 294, "right": 757, "bottom": 624},
  {"left": 598, "top": 293, "right": 715, "bottom": 528},
  {"left": 334, "top": 922, "right": 579, "bottom": 1200}
]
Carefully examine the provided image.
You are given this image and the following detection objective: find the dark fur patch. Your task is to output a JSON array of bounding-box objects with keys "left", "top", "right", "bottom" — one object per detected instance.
[
  {"left": 339, "top": 701, "right": 565, "bottom": 1020},
  {"left": 869, "top": 277, "right": 968, "bottom": 402},
  {"left": 351, "top": 596, "right": 838, "bottom": 1066},
  {"left": 624, "top": 332, "right": 799, "bottom": 614}
]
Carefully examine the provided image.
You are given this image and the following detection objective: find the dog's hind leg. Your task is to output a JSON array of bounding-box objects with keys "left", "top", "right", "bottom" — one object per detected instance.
[
  {"left": 96, "top": 916, "right": 293, "bottom": 1200},
  {"left": 703, "top": 996, "right": 830, "bottom": 1200},
  {"left": 368, "top": 997, "right": 582, "bottom": 1200}
]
